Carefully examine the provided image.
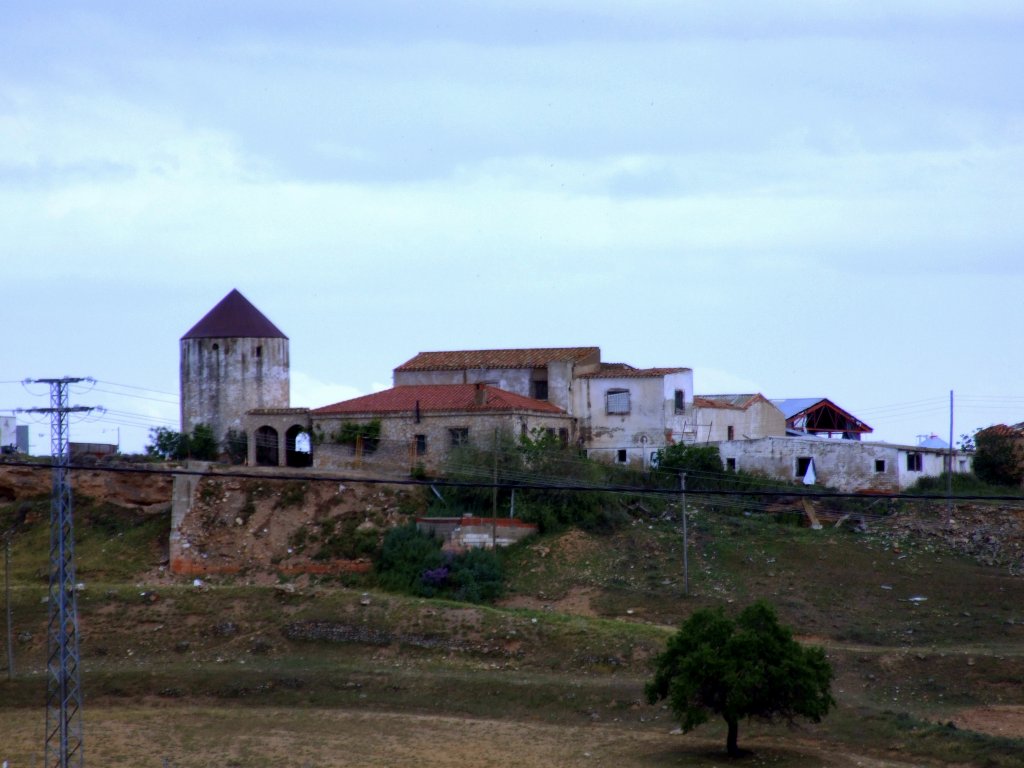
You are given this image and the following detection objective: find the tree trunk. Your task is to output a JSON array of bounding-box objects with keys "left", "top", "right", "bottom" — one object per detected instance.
[{"left": 726, "top": 717, "right": 740, "bottom": 757}]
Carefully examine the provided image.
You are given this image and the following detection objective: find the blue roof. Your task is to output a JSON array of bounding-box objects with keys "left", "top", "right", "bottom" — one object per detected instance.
[{"left": 772, "top": 398, "right": 827, "bottom": 419}]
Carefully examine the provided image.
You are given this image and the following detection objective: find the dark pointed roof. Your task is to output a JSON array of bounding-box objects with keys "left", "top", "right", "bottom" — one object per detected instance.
[{"left": 181, "top": 289, "right": 287, "bottom": 340}]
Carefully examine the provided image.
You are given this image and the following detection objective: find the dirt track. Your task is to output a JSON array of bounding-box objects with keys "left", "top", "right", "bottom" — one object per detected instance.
[{"left": 0, "top": 705, "right": 946, "bottom": 768}]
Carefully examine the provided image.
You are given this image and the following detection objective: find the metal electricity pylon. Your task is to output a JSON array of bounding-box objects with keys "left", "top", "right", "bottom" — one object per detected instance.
[{"left": 22, "top": 377, "right": 93, "bottom": 768}]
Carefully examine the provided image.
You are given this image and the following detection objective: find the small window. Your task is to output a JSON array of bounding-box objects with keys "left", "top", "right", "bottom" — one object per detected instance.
[
  {"left": 449, "top": 428, "right": 469, "bottom": 448},
  {"left": 255, "top": 345, "right": 262, "bottom": 358},
  {"left": 875, "top": 459, "right": 886, "bottom": 473},
  {"left": 795, "top": 457, "right": 813, "bottom": 477},
  {"left": 558, "top": 427, "right": 569, "bottom": 447},
  {"left": 726, "top": 425, "right": 735, "bottom": 441},
  {"left": 415, "top": 434, "right": 427, "bottom": 455},
  {"left": 533, "top": 380, "right": 549, "bottom": 401},
  {"left": 674, "top": 390, "right": 685, "bottom": 414},
  {"left": 607, "top": 389, "right": 631, "bottom": 415},
  {"left": 212, "top": 342, "right": 219, "bottom": 351},
  {"left": 726, "top": 457, "right": 736, "bottom": 471},
  {"left": 617, "top": 449, "right": 628, "bottom": 463},
  {"left": 906, "top": 453, "right": 923, "bottom": 472}
]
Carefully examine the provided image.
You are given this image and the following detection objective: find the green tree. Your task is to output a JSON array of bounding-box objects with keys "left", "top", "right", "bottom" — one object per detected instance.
[
  {"left": 655, "top": 443, "right": 724, "bottom": 481},
  {"left": 145, "top": 423, "right": 219, "bottom": 461},
  {"left": 645, "top": 601, "right": 834, "bottom": 757},
  {"left": 973, "top": 427, "right": 1023, "bottom": 486}
]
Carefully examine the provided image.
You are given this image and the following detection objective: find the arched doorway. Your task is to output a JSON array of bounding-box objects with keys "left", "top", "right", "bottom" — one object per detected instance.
[
  {"left": 285, "top": 424, "right": 313, "bottom": 468},
  {"left": 254, "top": 425, "right": 279, "bottom": 466}
]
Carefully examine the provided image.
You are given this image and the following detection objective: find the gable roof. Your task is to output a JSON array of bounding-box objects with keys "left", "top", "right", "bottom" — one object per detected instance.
[
  {"left": 575, "top": 362, "right": 690, "bottom": 379},
  {"left": 182, "top": 289, "right": 287, "bottom": 340},
  {"left": 312, "top": 384, "right": 566, "bottom": 416},
  {"left": 772, "top": 397, "right": 872, "bottom": 435},
  {"left": 395, "top": 347, "right": 600, "bottom": 372}
]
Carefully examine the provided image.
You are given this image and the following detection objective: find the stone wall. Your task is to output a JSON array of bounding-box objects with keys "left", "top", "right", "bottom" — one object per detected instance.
[{"left": 180, "top": 336, "right": 289, "bottom": 444}]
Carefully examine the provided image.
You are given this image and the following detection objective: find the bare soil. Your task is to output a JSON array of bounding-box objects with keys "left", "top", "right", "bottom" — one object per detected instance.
[{"left": 0, "top": 705, "right": 928, "bottom": 768}]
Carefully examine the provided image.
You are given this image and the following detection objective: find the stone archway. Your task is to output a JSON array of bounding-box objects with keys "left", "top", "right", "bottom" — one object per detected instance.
[
  {"left": 254, "top": 425, "right": 279, "bottom": 466},
  {"left": 285, "top": 424, "right": 313, "bottom": 468}
]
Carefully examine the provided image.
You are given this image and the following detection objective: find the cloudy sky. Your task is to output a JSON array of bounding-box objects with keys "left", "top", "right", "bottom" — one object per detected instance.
[{"left": 3, "top": 1, "right": 1023, "bottom": 453}]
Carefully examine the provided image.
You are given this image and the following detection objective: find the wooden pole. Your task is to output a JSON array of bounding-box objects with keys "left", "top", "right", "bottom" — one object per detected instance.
[
  {"left": 4, "top": 536, "right": 13, "bottom": 680},
  {"left": 681, "top": 472, "right": 689, "bottom": 596}
]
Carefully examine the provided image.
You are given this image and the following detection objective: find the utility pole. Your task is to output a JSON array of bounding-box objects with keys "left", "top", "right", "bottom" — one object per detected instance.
[
  {"left": 22, "top": 377, "right": 93, "bottom": 768},
  {"left": 2, "top": 503, "right": 26, "bottom": 683},
  {"left": 947, "top": 390, "right": 954, "bottom": 525},
  {"left": 680, "top": 472, "right": 689, "bottom": 596}
]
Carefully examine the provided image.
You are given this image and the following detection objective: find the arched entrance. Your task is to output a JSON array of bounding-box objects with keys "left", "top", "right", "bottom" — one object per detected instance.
[
  {"left": 285, "top": 424, "right": 313, "bottom": 468},
  {"left": 254, "top": 425, "right": 279, "bottom": 466}
]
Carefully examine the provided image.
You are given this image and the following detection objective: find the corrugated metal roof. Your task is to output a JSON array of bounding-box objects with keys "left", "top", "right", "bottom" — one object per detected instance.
[
  {"left": 311, "top": 384, "right": 566, "bottom": 416},
  {"left": 394, "top": 347, "right": 600, "bottom": 371},
  {"left": 182, "top": 289, "right": 287, "bottom": 340},
  {"left": 772, "top": 398, "right": 828, "bottom": 419}
]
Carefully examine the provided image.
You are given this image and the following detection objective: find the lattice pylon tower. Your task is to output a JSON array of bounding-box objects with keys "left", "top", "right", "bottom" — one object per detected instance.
[{"left": 40, "top": 378, "right": 87, "bottom": 768}]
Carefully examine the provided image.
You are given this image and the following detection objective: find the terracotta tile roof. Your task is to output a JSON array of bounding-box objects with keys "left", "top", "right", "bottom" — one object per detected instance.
[
  {"left": 311, "top": 384, "right": 566, "bottom": 416},
  {"left": 394, "top": 347, "right": 600, "bottom": 371},
  {"left": 693, "top": 394, "right": 762, "bottom": 410},
  {"left": 978, "top": 423, "right": 1024, "bottom": 437},
  {"left": 182, "top": 289, "right": 287, "bottom": 340},
  {"left": 576, "top": 363, "right": 690, "bottom": 379}
]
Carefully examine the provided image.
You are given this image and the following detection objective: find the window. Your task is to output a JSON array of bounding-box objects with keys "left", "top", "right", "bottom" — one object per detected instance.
[
  {"left": 449, "top": 428, "right": 469, "bottom": 447},
  {"left": 532, "top": 380, "right": 549, "bottom": 401},
  {"left": 674, "top": 390, "right": 685, "bottom": 414},
  {"left": 795, "top": 457, "right": 813, "bottom": 477},
  {"left": 606, "top": 388, "right": 631, "bottom": 414},
  {"left": 875, "top": 459, "right": 886, "bottom": 473},
  {"left": 906, "top": 453, "right": 923, "bottom": 472},
  {"left": 726, "top": 425, "right": 735, "bottom": 441},
  {"left": 255, "top": 345, "right": 262, "bottom": 359},
  {"left": 617, "top": 449, "right": 628, "bottom": 463},
  {"left": 415, "top": 434, "right": 427, "bottom": 455},
  {"left": 726, "top": 457, "right": 736, "bottom": 471},
  {"left": 558, "top": 428, "right": 569, "bottom": 447}
]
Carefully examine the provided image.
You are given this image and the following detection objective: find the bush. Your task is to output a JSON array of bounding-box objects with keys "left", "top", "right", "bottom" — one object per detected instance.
[
  {"left": 375, "top": 523, "right": 504, "bottom": 603},
  {"left": 439, "top": 429, "right": 640, "bottom": 534}
]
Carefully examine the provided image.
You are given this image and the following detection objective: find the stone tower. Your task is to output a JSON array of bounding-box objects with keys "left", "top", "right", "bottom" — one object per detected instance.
[{"left": 180, "top": 289, "right": 289, "bottom": 445}]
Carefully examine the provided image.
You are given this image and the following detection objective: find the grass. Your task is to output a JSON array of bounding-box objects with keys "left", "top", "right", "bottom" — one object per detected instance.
[{"left": 4, "top": 490, "right": 1024, "bottom": 766}]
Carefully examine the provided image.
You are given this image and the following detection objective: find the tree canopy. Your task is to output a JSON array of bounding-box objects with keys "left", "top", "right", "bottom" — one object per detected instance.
[
  {"left": 645, "top": 601, "right": 834, "bottom": 756},
  {"left": 972, "top": 427, "right": 1023, "bottom": 487}
]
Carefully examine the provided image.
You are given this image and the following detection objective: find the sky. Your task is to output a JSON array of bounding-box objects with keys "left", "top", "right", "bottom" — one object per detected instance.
[{"left": 3, "top": 1, "right": 1023, "bottom": 454}]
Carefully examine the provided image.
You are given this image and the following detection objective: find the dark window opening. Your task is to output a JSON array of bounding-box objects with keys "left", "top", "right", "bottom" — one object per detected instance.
[
  {"left": 533, "top": 380, "right": 549, "bottom": 401},
  {"left": 449, "top": 428, "right": 469, "bottom": 448},
  {"left": 726, "top": 457, "right": 736, "bottom": 471},
  {"left": 674, "top": 389, "right": 685, "bottom": 414},
  {"left": 617, "top": 448, "right": 628, "bottom": 463},
  {"left": 415, "top": 434, "right": 427, "bottom": 455},
  {"left": 726, "top": 425, "right": 735, "bottom": 441},
  {"left": 255, "top": 345, "right": 262, "bottom": 358},
  {"left": 875, "top": 459, "right": 886, "bottom": 473},
  {"left": 558, "top": 428, "right": 569, "bottom": 447},
  {"left": 906, "top": 453, "right": 923, "bottom": 472},
  {"left": 795, "top": 457, "right": 813, "bottom": 477},
  {"left": 212, "top": 343, "right": 219, "bottom": 352}
]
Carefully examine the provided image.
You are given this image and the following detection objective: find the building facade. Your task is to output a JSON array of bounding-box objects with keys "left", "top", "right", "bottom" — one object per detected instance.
[{"left": 691, "top": 394, "right": 786, "bottom": 443}]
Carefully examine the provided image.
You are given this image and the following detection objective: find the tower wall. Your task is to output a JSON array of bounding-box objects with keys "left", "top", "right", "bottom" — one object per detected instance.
[{"left": 180, "top": 336, "right": 289, "bottom": 443}]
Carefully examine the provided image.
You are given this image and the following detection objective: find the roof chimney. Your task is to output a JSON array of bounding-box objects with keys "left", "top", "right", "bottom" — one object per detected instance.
[{"left": 474, "top": 383, "right": 487, "bottom": 406}]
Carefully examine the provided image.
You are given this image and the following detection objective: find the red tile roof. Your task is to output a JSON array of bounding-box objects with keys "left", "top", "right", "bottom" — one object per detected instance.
[
  {"left": 395, "top": 347, "right": 600, "bottom": 371},
  {"left": 311, "top": 384, "right": 566, "bottom": 416},
  {"left": 182, "top": 289, "right": 287, "bottom": 340},
  {"left": 576, "top": 363, "right": 690, "bottom": 379}
]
